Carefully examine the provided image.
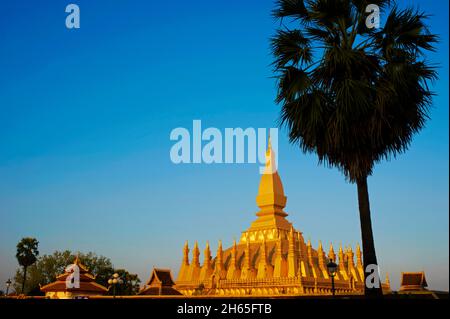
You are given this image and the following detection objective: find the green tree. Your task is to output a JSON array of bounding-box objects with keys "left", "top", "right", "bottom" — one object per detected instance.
[
  {"left": 16, "top": 237, "right": 39, "bottom": 295},
  {"left": 106, "top": 269, "right": 141, "bottom": 295},
  {"left": 271, "top": 0, "right": 437, "bottom": 297},
  {"left": 13, "top": 250, "right": 115, "bottom": 295}
]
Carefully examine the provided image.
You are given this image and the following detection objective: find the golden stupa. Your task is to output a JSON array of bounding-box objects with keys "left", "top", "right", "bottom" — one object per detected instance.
[{"left": 176, "top": 140, "right": 390, "bottom": 296}]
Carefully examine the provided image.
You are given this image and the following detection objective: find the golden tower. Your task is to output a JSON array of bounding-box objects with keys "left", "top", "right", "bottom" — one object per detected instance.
[{"left": 176, "top": 141, "right": 390, "bottom": 296}]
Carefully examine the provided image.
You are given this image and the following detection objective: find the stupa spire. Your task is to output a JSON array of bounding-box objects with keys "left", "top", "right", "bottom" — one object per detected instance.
[
  {"left": 183, "top": 241, "right": 190, "bottom": 265},
  {"left": 230, "top": 239, "right": 238, "bottom": 267},
  {"left": 204, "top": 241, "right": 211, "bottom": 267},
  {"left": 255, "top": 136, "right": 287, "bottom": 217},
  {"left": 192, "top": 241, "right": 200, "bottom": 267},
  {"left": 245, "top": 241, "right": 251, "bottom": 266},
  {"left": 356, "top": 243, "right": 363, "bottom": 267},
  {"left": 216, "top": 240, "right": 224, "bottom": 270},
  {"left": 328, "top": 243, "right": 336, "bottom": 262}
]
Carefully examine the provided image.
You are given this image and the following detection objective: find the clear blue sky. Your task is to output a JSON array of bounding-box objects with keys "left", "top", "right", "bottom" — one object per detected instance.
[{"left": 0, "top": 0, "right": 448, "bottom": 291}]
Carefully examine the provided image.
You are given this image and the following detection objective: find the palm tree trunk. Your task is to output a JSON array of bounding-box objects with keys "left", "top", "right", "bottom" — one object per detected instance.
[
  {"left": 356, "top": 176, "right": 383, "bottom": 298},
  {"left": 21, "top": 266, "right": 28, "bottom": 295}
]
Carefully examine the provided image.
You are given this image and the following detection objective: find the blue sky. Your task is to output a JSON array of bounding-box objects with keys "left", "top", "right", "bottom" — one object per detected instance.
[{"left": 0, "top": 0, "right": 448, "bottom": 292}]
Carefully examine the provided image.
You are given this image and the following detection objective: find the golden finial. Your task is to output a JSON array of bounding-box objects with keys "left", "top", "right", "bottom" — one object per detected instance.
[{"left": 73, "top": 253, "right": 80, "bottom": 265}]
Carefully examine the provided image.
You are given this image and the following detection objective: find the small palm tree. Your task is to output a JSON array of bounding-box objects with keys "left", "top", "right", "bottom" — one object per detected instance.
[
  {"left": 271, "top": 0, "right": 437, "bottom": 297},
  {"left": 16, "top": 237, "right": 39, "bottom": 294}
]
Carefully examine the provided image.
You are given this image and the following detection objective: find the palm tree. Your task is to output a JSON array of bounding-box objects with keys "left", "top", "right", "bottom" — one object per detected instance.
[
  {"left": 271, "top": 0, "right": 437, "bottom": 297},
  {"left": 16, "top": 237, "right": 39, "bottom": 294}
]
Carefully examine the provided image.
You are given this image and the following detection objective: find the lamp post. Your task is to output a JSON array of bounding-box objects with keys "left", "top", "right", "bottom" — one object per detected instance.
[
  {"left": 327, "top": 259, "right": 338, "bottom": 297},
  {"left": 130, "top": 278, "right": 138, "bottom": 295},
  {"left": 108, "top": 273, "right": 123, "bottom": 298},
  {"left": 5, "top": 279, "right": 12, "bottom": 296}
]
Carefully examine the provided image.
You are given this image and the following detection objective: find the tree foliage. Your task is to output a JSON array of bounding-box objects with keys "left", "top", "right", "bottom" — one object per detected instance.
[
  {"left": 13, "top": 250, "right": 139, "bottom": 296},
  {"left": 15, "top": 237, "right": 39, "bottom": 294},
  {"left": 271, "top": 0, "right": 437, "bottom": 182}
]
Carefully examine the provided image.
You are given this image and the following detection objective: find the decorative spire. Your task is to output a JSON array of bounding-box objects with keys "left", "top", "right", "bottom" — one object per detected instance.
[
  {"left": 260, "top": 238, "right": 267, "bottom": 263},
  {"left": 276, "top": 235, "right": 283, "bottom": 257},
  {"left": 385, "top": 272, "right": 390, "bottom": 285},
  {"left": 307, "top": 239, "right": 313, "bottom": 262},
  {"left": 244, "top": 240, "right": 251, "bottom": 269},
  {"left": 347, "top": 246, "right": 354, "bottom": 267},
  {"left": 230, "top": 239, "right": 237, "bottom": 267},
  {"left": 216, "top": 240, "right": 224, "bottom": 269},
  {"left": 183, "top": 241, "right": 190, "bottom": 265},
  {"left": 204, "top": 241, "right": 211, "bottom": 267},
  {"left": 192, "top": 241, "right": 200, "bottom": 267},
  {"left": 256, "top": 136, "right": 287, "bottom": 217},
  {"left": 328, "top": 243, "right": 336, "bottom": 262},
  {"left": 288, "top": 227, "right": 296, "bottom": 256},
  {"left": 338, "top": 243, "right": 345, "bottom": 269},
  {"left": 356, "top": 243, "right": 363, "bottom": 267},
  {"left": 317, "top": 240, "right": 325, "bottom": 265}
]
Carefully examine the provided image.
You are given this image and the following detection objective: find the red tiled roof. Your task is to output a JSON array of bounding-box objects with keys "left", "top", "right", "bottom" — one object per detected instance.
[{"left": 40, "top": 257, "right": 107, "bottom": 294}]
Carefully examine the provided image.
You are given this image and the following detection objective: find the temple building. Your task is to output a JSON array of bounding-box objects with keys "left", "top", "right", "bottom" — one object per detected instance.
[
  {"left": 139, "top": 268, "right": 182, "bottom": 296},
  {"left": 40, "top": 256, "right": 108, "bottom": 299},
  {"left": 176, "top": 140, "right": 390, "bottom": 296}
]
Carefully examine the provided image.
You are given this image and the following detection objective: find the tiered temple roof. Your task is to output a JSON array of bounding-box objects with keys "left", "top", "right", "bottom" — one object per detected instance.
[
  {"left": 40, "top": 256, "right": 108, "bottom": 296},
  {"left": 139, "top": 268, "right": 182, "bottom": 295}
]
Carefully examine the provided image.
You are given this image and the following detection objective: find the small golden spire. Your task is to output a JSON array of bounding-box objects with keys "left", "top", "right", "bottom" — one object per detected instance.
[
  {"left": 74, "top": 253, "right": 80, "bottom": 264},
  {"left": 329, "top": 243, "right": 336, "bottom": 261},
  {"left": 183, "top": 241, "right": 190, "bottom": 265}
]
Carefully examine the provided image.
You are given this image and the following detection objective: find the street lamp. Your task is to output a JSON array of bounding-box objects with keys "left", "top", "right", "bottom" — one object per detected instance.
[
  {"left": 5, "top": 279, "right": 12, "bottom": 296},
  {"left": 327, "top": 259, "right": 338, "bottom": 297},
  {"left": 130, "top": 278, "right": 139, "bottom": 295},
  {"left": 108, "top": 273, "right": 123, "bottom": 298}
]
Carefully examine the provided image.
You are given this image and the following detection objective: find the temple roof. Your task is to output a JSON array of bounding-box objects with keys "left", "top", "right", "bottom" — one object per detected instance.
[
  {"left": 40, "top": 257, "right": 108, "bottom": 294},
  {"left": 400, "top": 272, "right": 428, "bottom": 291},
  {"left": 146, "top": 268, "right": 176, "bottom": 287},
  {"left": 139, "top": 268, "right": 182, "bottom": 295}
]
